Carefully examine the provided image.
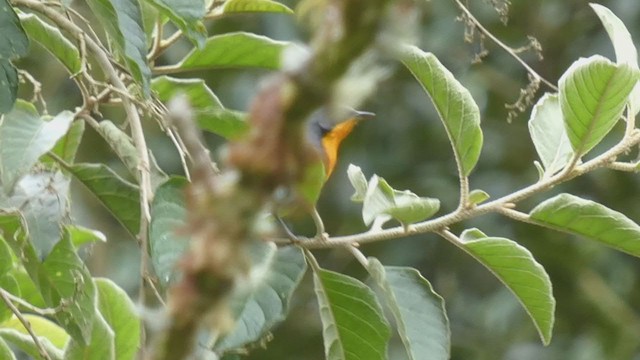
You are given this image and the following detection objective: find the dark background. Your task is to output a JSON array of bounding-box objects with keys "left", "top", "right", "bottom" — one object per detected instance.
[{"left": 19, "top": 0, "right": 640, "bottom": 359}]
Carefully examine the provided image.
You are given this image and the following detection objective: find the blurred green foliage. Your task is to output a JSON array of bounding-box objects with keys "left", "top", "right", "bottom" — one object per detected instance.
[{"left": 16, "top": 0, "right": 640, "bottom": 358}]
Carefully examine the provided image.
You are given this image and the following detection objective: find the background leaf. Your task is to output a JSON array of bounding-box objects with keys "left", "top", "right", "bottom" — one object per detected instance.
[
  {"left": 0, "top": 101, "right": 73, "bottom": 192},
  {"left": 0, "top": 338, "right": 16, "bottom": 360},
  {"left": 367, "top": 258, "right": 450, "bottom": 360},
  {"left": 63, "top": 312, "right": 114, "bottom": 360},
  {"left": 96, "top": 278, "right": 139, "bottom": 360},
  {"left": 175, "top": 32, "right": 297, "bottom": 71},
  {"left": 149, "top": 177, "right": 188, "bottom": 286},
  {"left": 0, "top": 171, "right": 70, "bottom": 258},
  {"left": 0, "top": 315, "right": 67, "bottom": 359},
  {"left": 220, "top": 0, "right": 293, "bottom": 14},
  {"left": 559, "top": 55, "right": 638, "bottom": 156},
  {"left": 530, "top": 193, "right": 640, "bottom": 257},
  {"left": 0, "top": 0, "right": 29, "bottom": 113},
  {"left": 18, "top": 13, "right": 82, "bottom": 74},
  {"left": 528, "top": 93, "right": 573, "bottom": 177},
  {"left": 151, "top": 76, "right": 248, "bottom": 139},
  {"left": 399, "top": 45, "right": 483, "bottom": 176},
  {"left": 86, "top": 0, "right": 151, "bottom": 96},
  {"left": 67, "top": 163, "right": 140, "bottom": 236},
  {"left": 143, "top": 0, "right": 206, "bottom": 47},
  {"left": 214, "top": 243, "right": 307, "bottom": 353},
  {"left": 313, "top": 268, "right": 390, "bottom": 360}
]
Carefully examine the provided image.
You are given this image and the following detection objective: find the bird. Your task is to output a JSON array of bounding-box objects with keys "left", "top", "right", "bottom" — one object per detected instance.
[{"left": 306, "top": 107, "right": 375, "bottom": 181}]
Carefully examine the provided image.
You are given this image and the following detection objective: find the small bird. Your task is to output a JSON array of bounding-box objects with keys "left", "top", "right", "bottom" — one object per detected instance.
[{"left": 306, "top": 108, "right": 375, "bottom": 181}]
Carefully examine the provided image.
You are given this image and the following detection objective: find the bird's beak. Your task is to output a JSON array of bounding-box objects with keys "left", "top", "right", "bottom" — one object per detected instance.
[{"left": 352, "top": 110, "right": 376, "bottom": 120}]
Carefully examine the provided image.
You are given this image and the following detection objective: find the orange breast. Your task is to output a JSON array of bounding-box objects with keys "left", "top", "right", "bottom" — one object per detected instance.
[{"left": 320, "top": 118, "right": 359, "bottom": 179}]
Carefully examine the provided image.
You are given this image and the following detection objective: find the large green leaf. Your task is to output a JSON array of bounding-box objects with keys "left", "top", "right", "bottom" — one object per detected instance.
[
  {"left": 95, "top": 278, "right": 140, "bottom": 360},
  {"left": 143, "top": 0, "right": 206, "bottom": 47},
  {"left": 0, "top": 213, "right": 40, "bottom": 280},
  {"left": 591, "top": 4, "right": 640, "bottom": 117},
  {"left": 40, "top": 230, "right": 97, "bottom": 344},
  {"left": 313, "top": 269, "right": 390, "bottom": 360},
  {"left": 149, "top": 177, "right": 188, "bottom": 286},
  {"left": 63, "top": 312, "right": 114, "bottom": 360},
  {"left": 0, "top": 101, "right": 74, "bottom": 191},
  {"left": 559, "top": 55, "right": 638, "bottom": 156},
  {"left": 173, "top": 32, "right": 295, "bottom": 71},
  {"left": 451, "top": 230, "right": 555, "bottom": 345},
  {"left": 18, "top": 13, "right": 82, "bottom": 74},
  {"left": 399, "top": 45, "right": 483, "bottom": 176},
  {"left": 0, "top": 171, "right": 70, "bottom": 258},
  {"left": 66, "top": 224, "right": 107, "bottom": 248},
  {"left": 151, "top": 76, "right": 248, "bottom": 139},
  {"left": 214, "top": 243, "right": 306, "bottom": 353},
  {"left": 528, "top": 93, "right": 573, "bottom": 177},
  {"left": 367, "top": 258, "right": 450, "bottom": 360},
  {"left": 530, "top": 193, "right": 640, "bottom": 257},
  {"left": 0, "top": 314, "right": 67, "bottom": 360},
  {"left": 86, "top": 0, "right": 151, "bottom": 96},
  {"left": 67, "top": 163, "right": 141, "bottom": 236}
]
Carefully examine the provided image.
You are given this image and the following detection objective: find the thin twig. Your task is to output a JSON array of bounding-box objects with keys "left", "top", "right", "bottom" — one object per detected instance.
[
  {"left": 454, "top": 0, "right": 557, "bottom": 91},
  {"left": 0, "top": 288, "right": 53, "bottom": 360}
]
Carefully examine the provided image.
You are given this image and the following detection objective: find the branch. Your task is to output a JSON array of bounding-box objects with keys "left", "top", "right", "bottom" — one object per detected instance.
[
  {"left": 285, "top": 129, "right": 640, "bottom": 249},
  {"left": 0, "top": 288, "right": 52, "bottom": 360},
  {"left": 453, "top": 0, "right": 557, "bottom": 91}
]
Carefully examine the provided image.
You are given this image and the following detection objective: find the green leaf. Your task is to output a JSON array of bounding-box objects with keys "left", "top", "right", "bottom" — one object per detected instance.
[
  {"left": 0, "top": 274, "right": 19, "bottom": 323},
  {"left": 0, "top": 212, "right": 40, "bottom": 281},
  {"left": 10, "top": 268, "right": 45, "bottom": 308},
  {"left": 47, "top": 120, "right": 85, "bottom": 164},
  {"left": 0, "top": 314, "right": 67, "bottom": 359},
  {"left": 1, "top": 171, "right": 70, "bottom": 258},
  {"left": 214, "top": 243, "right": 306, "bottom": 353},
  {"left": 530, "top": 193, "right": 640, "bottom": 257},
  {"left": 0, "top": 338, "right": 16, "bottom": 360},
  {"left": 451, "top": 231, "right": 555, "bottom": 345},
  {"left": 528, "top": 93, "right": 573, "bottom": 177},
  {"left": 362, "top": 175, "right": 439, "bottom": 226},
  {"left": 298, "top": 161, "right": 325, "bottom": 206},
  {"left": 175, "top": 32, "right": 297, "bottom": 71},
  {"left": 151, "top": 76, "right": 249, "bottom": 139},
  {"left": 149, "top": 177, "right": 188, "bottom": 286},
  {"left": 0, "top": 0, "right": 29, "bottom": 59},
  {"left": 0, "top": 236, "right": 13, "bottom": 275},
  {"left": 399, "top": 45, "right": 483, "bottom": 176},
  {"left": 143, "top": 0, "right": 206, "bottom": 47},
  {"left": 347, "top": 164, "right": 367, "bottom": 202},
  {"left": 468, "top": 189, "right": 489, "bottom": 205},
  {"left": 96, "top": 120, "right": 167, "bottom": 186},
  {"left": 40, "top": 230, "right": 97, "bottom": 344},
  {"left": 367, "top": 258, "right": 450, "bottom": 360},
  {"left": 0, "top": 60, "right": 19, "bottom": 114},
  {"left": 313, "top": 268, "right": 390, "bottom": 360},
  {"left": 67, "top": 163, "right": 140, "bottom": 236},
  {"left": 64, "top": 312, "right": 115, "bottom": 360},
  {"left": 0, "top": 101, "right": 74, "bottom": 191},
  {"left": 86, "top": 0, "right": 151, "bottom": 96},
  {"left": 0, "top": 0, "right": 28, "bottom": 113},
  {"left": 590, "top": 3, "right": 640, "bottom": 117},
  {"left": 559, "top": 55, "right": 639, "bottom": 156},
  {"left": 18, "top": 13, "right": 82, "bottom": 74},
  {"left": 66, "top": 225, "right": 107, "bottom": 248},
  {"left": 95, "top": 278, "right": 140, "bottom": 360},
  {"left": 219, "top": 0, "right": 293, "bottom": 14}
]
